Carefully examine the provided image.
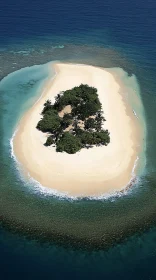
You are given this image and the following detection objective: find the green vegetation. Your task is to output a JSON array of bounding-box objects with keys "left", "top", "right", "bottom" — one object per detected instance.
[
  {"left": 36, "top": 84, "right": 110, "bottom": 154},
  {"left": 56, "top": 132, "right": 82, "bottom": 154},
  {"left": 45, "top": 136, "right": 55, "bottom": 146}
]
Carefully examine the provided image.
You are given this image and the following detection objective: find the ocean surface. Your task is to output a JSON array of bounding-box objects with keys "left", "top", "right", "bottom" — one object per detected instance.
[{"left": 0, "top": 0, "right": 156, "bottom": 279}]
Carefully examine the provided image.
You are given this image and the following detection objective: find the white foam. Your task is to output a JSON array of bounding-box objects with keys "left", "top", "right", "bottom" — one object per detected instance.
[
  {"left": 132, "top": 156, "right": 139, "bottom": 176},
  {"left": 10, "top": 128, "right": 18, "bottom": 160},
  {"left": 26, "top": 170, "right": 141, "bottom": 202},
  {"left": 133, "top": 109, "right": 139, "bottom": 119}
]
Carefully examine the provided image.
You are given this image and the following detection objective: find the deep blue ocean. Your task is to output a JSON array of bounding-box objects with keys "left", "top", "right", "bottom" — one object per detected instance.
[{"left": 1, "top": 0, "right": 156, "bottom": 279}]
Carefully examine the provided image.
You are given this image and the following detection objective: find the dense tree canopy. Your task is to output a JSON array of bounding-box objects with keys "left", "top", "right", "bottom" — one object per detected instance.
[
  {"left": 37, "top": 110, "right": 60, "bottom": 133},
  {"left": 36, "top": 84, "right": 110, "bottom": 154},
  {"left": 56, "top": 132, "right": 82, "bottom": 154}
]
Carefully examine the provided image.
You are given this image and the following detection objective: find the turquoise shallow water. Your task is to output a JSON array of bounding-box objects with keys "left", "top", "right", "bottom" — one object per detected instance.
[{"left": 0, "top": 44, "right": 151, "bottom": 252}]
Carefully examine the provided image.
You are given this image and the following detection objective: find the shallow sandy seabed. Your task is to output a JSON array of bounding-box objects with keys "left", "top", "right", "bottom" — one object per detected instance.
[{"left": 13, "top": 63, "right": 142, "bottom": 197}]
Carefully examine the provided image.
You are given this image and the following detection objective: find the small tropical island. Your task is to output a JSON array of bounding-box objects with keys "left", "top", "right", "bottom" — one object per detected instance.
[
  {"left": 36, "top": 84, "right": 110, "bottom": 154},
  {"left": 13, "top": 63, "right": 141, "bottom": 197}
]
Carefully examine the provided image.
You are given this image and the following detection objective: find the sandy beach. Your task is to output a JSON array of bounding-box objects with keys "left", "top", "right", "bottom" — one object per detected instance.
[{"left": 13, "top": 63, "right": 140, "bottom": 197}]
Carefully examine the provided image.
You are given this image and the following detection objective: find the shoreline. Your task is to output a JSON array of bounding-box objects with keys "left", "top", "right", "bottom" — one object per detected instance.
[{"left": 13, "top": 63, "right": 143, "bottom": 197}]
